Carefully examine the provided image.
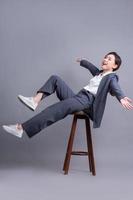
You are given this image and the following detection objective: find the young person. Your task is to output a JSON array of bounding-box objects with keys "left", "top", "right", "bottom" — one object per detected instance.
[{"left": 2, "top": 52, "right": 133, "bottom": 138}]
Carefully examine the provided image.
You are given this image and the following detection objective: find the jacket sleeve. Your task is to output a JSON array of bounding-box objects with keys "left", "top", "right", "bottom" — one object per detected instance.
[
  {"left": 109, "top": 76, "right": 126, "bottom": 101},
  {"left": 80, "top": 59, "right": 100, "bottom": 76}
]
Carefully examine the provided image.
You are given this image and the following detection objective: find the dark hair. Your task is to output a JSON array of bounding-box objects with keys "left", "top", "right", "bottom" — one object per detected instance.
[{"left": 106, "top": 51, "right": 122, "bottom": 71}]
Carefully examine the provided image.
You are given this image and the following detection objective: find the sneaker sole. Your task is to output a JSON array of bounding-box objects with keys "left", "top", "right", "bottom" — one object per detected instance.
[
  {"left": 18, "top": 95, "right": 35, "bottom": 111},
  {"left": 3, "top": 125, "right": 22, "bottom": 138}
]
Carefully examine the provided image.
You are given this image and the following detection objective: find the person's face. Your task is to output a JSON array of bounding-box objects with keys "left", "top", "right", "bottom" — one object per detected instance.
[{"left": 101, "top": 54, "right": 118, "bottom": 72}]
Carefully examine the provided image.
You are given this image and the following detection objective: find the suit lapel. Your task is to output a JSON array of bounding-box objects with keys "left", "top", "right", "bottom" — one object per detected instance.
[{"left": 95, "top": 73, "right": 117, "bottom": 98}]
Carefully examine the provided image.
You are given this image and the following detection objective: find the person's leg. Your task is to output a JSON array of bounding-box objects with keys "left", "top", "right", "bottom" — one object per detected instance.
[
  {"left": 35, "top": 75, "right": 75, "bottom": 104},
  {"left": 21, "top": 90, "right": 94, "bottom": 138},
  {"left": 3, "top": 90, "right": 94, "bottom": 138},
  {"left": 18, "top": 75, "right": 76, "bottom": 110},
  {"left": 33, "top": 92, "right": 44, "bottom": 104},
  {"left": 22, "top": 94, "right": 91, "bottom": 138},
  {"left": 3, "top": 97, "right": 81, "bottom": 138}
]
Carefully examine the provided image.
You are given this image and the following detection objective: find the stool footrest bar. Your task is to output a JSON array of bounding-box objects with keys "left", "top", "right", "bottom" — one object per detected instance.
[{"left": 71, "top": 151, "right": 88, "bottom": 156}]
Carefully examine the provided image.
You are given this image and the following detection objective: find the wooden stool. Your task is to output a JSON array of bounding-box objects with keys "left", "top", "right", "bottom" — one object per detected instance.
[{"left": 63, "top": 111, "right": 96, "bottom": 175}]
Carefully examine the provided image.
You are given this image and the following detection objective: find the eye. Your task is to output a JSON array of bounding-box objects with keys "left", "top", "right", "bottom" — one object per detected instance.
[{"left": 107, "top": 56, "right": 112, "bottom": 61}]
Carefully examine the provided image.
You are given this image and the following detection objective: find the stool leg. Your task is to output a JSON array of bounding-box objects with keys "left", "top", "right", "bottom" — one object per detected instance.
[
  {"left": 85, "top": 118, "right": 96, "bottom": 176},
  {"left": 85, "top": 119, "right": 93, "bottom": 173},
  {"left": 63, "top": 115, "right": 77, "bottom": 174}
]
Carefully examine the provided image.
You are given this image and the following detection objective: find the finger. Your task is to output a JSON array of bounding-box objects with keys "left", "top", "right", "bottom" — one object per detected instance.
[
  {"left": 124, "top": 99, "right": 133, "bottom": 107},
  {"left": 124, "top": 104, "right": 130, "bottom": 110},
  {"left": 125, "top": 97, "right": 132, "bottom": 103},
  {"left": 125, "top": 103, "right": 133, "bottom": 109},
  {"left": 122, "top": 103, "right": 127, "bottom": 109},
  {"left": 122, "top": 102, "right": 131, "bottom": 109},
  {"left": 128, "top": 104, "right": 133, "bottom": 109},
  {"left": 127, "top": 102, "right": 133, "bottom": 107}
]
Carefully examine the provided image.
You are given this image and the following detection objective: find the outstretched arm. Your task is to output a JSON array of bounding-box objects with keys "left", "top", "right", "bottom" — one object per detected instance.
[
  {"left": 76, "top": 58, "right": 100, "bottom": 76},
  {"left": 110, "top": 76, "right": 133, "bottom": 110}
]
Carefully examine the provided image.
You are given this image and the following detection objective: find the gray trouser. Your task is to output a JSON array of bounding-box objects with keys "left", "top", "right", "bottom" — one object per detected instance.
[{"left": 22, "top": 75, "right": 94, "bottom": 138}]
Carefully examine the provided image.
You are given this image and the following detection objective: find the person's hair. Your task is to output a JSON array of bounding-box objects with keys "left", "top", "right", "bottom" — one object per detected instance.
[{"left": 106, "top": 51, "right": 122, "bottom": 71}]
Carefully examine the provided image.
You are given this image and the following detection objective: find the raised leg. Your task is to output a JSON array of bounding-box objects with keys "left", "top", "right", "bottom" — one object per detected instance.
[{"left": 37, "top": 75, "right": 75, "bottom": 101}]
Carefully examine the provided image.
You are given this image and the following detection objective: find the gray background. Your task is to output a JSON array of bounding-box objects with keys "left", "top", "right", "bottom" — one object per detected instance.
[{"left": 0, "top": 0, "right": 133, "bottom": 199}]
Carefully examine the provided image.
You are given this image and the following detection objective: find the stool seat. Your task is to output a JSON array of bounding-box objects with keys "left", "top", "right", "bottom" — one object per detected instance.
[
  {"left": 73, "top": 111, "right": 89, "bottom": 119},
  {"left": 63, "top": 112, "right": 96, "bottom": 175},
  {"left": 74, "top": 111, "right": 85, "bottom": 115}
]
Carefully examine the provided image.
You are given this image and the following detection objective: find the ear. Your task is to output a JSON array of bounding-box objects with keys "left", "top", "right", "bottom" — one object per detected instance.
[{"left": 113, "top": 64, "right": 118, "bottom": 70}]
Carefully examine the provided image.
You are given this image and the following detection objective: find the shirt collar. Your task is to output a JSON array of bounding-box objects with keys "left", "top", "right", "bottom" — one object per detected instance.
[{"left": 99, "top": 71, "right": 115, "bottom": 77}]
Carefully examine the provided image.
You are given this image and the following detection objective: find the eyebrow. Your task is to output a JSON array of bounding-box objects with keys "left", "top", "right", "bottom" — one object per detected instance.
[{"left": 105, "top": 55, "right": 112, "bottom": 59}]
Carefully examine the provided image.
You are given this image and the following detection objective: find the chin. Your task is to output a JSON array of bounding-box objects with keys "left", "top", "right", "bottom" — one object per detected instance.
[{"left": 101, "top": 65, "right": 106, "bottom": 70}]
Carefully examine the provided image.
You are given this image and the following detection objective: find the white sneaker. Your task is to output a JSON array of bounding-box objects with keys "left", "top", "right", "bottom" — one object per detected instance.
[
  {"left": 2, "top": 124, "right": 23, "bottom": 138},
  {"left": 18, "top": 95, "right": 38, "bottom": 111}
]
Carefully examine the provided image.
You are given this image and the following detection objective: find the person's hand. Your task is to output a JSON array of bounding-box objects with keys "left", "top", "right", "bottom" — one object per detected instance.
[
  {"left": 120, "top": 97, "right": 133, "bottom": 110},
  {"left": 76, "top": 58, "right": 82, "bottom": 63}
]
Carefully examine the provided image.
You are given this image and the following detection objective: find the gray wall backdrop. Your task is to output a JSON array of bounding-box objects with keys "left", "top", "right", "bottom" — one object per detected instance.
[{"left": 0, "top": 1, "right": 133, "bottom": 199}]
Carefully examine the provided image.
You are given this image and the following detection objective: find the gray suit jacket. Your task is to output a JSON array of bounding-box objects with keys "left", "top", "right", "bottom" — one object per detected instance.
[{"left": 80, "top": 60, "right": 125, "bottom": 128}]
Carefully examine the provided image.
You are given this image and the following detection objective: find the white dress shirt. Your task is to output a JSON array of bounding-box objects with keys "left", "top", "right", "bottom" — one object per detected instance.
[{"left": 83, "top": 71, "right": 115, "bottom": 96}]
